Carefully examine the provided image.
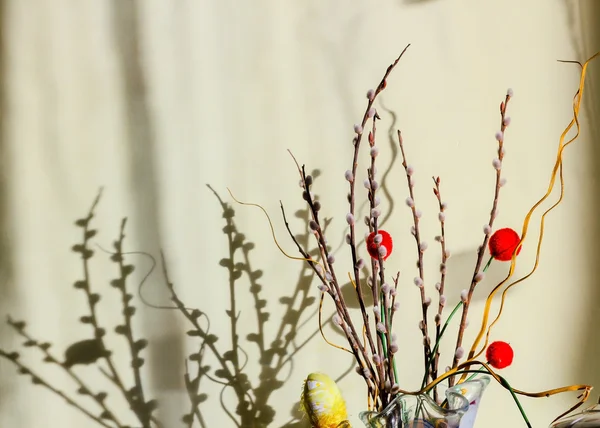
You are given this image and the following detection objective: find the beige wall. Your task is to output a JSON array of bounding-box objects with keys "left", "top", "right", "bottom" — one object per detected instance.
[{"left": 0, "top": 1, "right": 599, "bottom": 427}]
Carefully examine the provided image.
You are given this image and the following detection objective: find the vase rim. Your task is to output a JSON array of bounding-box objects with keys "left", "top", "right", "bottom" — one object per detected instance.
[
  {"left": 359, "top": 376, "right": 490, "bottom": 424},
  {"left": 447, "top": 375, "right": 491, "bottom": 401},
  {"left": 550, "top": 404, "right": 600, "bottom": 427}
]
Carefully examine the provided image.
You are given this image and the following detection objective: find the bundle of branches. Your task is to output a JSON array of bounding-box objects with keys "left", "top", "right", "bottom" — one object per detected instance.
[{"left": 251, "top": 47, "right": 599, "bottom": 425}]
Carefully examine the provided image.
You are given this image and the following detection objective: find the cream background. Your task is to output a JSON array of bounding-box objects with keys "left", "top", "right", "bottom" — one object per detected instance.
[{"left": 0, "top": 1, "right": 599, "bottom": 427}]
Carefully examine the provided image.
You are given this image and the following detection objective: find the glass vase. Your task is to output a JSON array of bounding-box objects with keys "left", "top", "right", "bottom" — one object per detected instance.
[
  {"left": 549, "top": 403, "right": 600, "bottom": 427},
  {"left": 359, "top": 376, "right": 490, "bottom": 428}
]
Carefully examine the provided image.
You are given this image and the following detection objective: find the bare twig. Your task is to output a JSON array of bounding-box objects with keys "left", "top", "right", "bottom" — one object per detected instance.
[
  {"left": 287, "top": 159, "right": 379, "bottom": 400},
  {"left": 430, "top": 176, "right": 448, "bottom": 399},
  {"left": 397, "top": 130, "right": 433, "bottom": 384},
  {"left": 449, "top": 92, "right": 512, "bottom": 385},
  {"left": 365, "top": 112, "right": 388, "bottom": 395},
  {"left": 283, "top": 47, "right": 412, "bottom": 408},
  {"left": 345, "top": 46, "right": 411, "bottom": 369}
]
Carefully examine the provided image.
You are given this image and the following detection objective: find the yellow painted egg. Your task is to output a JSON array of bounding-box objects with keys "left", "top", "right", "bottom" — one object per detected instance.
[{"left": 300, "top": 372, "right": 350, "bottom": 428}]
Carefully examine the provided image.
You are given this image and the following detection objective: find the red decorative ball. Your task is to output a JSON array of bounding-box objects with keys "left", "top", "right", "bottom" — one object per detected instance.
[
  {"left": 488, "top": 228, "right": 522, "bottom": 261},
  {"left": 366, "top": 230, "right": 393, "bottom": 260},
  {"left": 486, "top": 341, "right": 514, "bottom": 369}
]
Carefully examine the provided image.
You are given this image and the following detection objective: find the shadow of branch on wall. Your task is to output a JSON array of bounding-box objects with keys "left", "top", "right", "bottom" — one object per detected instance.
[
  {"left": 0, "top": 189, "right": 160, "bottom": 428},
  {"left": 0, "top": 176, "right": 347, "bottom": 427},
  {"left": 168, "top": 183, "right": 326, "bottom": 428}
]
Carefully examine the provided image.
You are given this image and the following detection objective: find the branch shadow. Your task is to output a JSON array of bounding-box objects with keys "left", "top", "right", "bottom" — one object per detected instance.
[
  {"left": 170, "top": 178, "right": 345, "bottom": 427},
  {"left": 0, "top": 191, "right": 162, "bottom": 428},
  {"left": 0, "top": 182, "right": 344, "bottom": 427},
  {"left": 111, "top": 0, "right": 186, "bottom": 421}
]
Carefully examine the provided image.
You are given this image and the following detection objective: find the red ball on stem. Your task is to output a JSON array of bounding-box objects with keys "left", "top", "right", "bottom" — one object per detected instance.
[
  {"left": 488, "top": 228, "right": 522, "bottom": 261},
  {"left": 366, "top": 230, "right": 393, "bottom": 260},
  {"left": 486, "top": 341, "right": 514, "bottom": 369}
]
